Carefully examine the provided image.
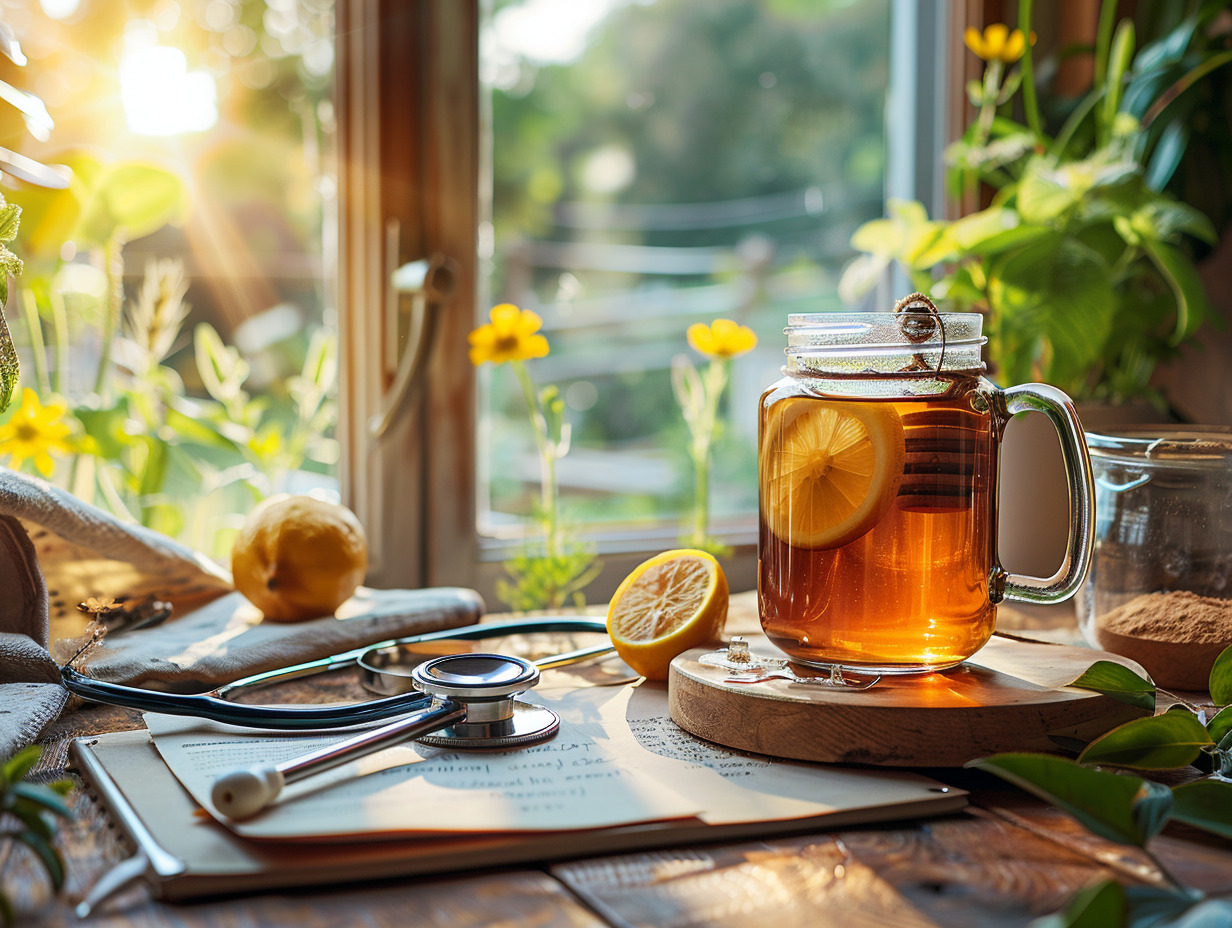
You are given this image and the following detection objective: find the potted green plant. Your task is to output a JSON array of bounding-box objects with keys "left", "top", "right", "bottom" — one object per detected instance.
[{"left": 840, "top": 2, "right": 1229, "bottom": 408}]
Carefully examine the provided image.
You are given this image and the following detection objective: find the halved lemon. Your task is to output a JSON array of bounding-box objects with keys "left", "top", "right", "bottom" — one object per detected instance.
[
  {"left": 607, "top": 549, "right": 728, "bottom": 680},
  {"left": 760, "top": 398, "right": 905, "bottom": 549}
]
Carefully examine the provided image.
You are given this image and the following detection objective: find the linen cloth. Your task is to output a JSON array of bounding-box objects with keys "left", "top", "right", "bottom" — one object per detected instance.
[{"left": 0, "top": 469, "right": 483, "bottom": 759}]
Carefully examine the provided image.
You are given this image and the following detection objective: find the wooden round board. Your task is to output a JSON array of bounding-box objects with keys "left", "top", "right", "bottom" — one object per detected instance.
[{"left": 668, "top": 635, "right": 1150, "bottom": 767}]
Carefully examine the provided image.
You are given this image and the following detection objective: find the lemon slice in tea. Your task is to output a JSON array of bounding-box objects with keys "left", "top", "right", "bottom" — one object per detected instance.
[
  {"left": 607, "top": 549, "right": 728, "bottom": 680},
  {"left": 760, "top": 399, "right": 905, "bottom": 549}
]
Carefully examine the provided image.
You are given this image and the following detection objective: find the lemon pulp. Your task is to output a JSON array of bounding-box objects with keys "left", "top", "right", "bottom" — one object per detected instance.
[
  {"left": 607, "top": 549, "right": 728, "bottom": 680},
  {"left": 760, "top": 399, "right": 905, "bottom": 549}
]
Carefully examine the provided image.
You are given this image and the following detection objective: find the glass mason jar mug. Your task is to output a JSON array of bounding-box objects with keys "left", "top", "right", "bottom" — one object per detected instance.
[{"left": 758, "top": 305, "right": 1095, "bottom": 674}]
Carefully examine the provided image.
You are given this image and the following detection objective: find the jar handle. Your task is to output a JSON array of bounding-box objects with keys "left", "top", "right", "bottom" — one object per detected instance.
[{"left": 992, "top": 384, "right": 1095, "bottom": 605}]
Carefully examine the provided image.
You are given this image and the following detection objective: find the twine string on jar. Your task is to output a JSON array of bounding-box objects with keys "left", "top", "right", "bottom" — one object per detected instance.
[{"left": 894, "top": 291, "right": 947, "bottom": 374}]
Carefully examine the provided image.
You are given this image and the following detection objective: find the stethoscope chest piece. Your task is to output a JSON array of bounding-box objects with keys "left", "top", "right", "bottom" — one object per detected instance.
[{"left": 411, "top": 653, "right": 560, "bottom": 749}]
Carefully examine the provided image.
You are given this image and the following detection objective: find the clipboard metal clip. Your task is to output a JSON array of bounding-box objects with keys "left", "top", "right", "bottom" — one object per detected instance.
[{"left": 76, "top": 848, "right": 163, "bottom": 919}]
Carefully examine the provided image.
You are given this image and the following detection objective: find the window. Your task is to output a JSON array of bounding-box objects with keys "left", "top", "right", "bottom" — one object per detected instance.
[{"left": 338, "top": 0, "right": 953, "bottom": 606}]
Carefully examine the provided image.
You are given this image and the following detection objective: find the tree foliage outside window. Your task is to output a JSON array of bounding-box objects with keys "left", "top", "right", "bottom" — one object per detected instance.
[{"left": 482, "top": 0, "right": 892, "bottom": 541}]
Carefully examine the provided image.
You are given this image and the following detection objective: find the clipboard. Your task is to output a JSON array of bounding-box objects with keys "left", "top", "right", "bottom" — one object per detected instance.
[{"left": 71, "top": 727, "right": 967, "bottom": 911}]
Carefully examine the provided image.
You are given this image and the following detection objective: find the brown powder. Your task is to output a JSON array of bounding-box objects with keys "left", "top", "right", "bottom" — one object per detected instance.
[
  {"left": 1093, "top": 591, "right": 1232, "bottom": 690},
  {"left": 1097, "top": 591, "right": 1232, "bottom": 643}
]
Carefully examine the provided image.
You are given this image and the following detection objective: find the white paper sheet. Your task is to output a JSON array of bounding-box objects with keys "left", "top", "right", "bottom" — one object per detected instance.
[
  {"left": 146, "top": 682, "right": 961, "bottom": 841},
  {"left": 145, "top": 698, "right": 700, "bottom": 838}
]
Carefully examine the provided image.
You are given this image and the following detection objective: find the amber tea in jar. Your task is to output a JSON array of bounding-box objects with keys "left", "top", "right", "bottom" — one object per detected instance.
[{"left": 758, "top": 301, "right": 1095, "bottom": 674}]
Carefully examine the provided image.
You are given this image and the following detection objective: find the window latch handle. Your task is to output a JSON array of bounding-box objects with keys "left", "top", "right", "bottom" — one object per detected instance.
[{"left": 369, "top": 223, "right": 458, "bottom": 440}]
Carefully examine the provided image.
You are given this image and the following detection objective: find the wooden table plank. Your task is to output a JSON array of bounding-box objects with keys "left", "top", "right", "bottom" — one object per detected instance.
[
  {"left": 552, "top": 806, "right": 1126, "bottom": 928},
  {"left": 835, "top": 808, "right": 1120, "bottom": 926},
  {"left": 976, "top": 791, "right": 1232, "bottom": 896},
  {"left": 18, "top": 842, "right": 606, "bottom": 928},
  {"left": 552, "top": 835, "right": 938, "bottom": 928}
]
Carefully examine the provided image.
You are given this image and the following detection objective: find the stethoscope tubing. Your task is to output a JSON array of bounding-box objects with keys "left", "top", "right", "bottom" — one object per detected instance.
[
  {"left": 219, "top": 616, "right": 613, "bottom": 695},
  {"left": 60, "top": 616, "right": 612, "bottom": 731},
  {"left": 216, "top": 615, "right": 611, "bottom": 699},
  {"left": 60, "top": 664, "right": 436, "bottom": 730}
]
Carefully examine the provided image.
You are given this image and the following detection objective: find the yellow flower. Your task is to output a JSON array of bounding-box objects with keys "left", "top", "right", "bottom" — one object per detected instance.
[
  {"left": 468, "top": 303, "right": 550, "bottom": 366},
  {"left": 687, "top": 318, "right": 757, "bottom": 360},
  {"left": 0, "top": 388, "right": 74, "bottom": 477},
  {"left": 964, "top": 23, "right": 1029, "bottom": 63}
]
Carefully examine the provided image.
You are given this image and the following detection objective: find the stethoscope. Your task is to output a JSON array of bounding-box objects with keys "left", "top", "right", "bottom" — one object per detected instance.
[
  {"left": 61, "top": 617, "right": 617, "bottom": 819},
  {"left": 60, "top": 616, "right": 614, "bottom": 730}
]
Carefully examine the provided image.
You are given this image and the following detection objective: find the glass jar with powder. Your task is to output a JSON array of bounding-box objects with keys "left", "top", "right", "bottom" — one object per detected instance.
[{"left": 1077, "top": 427, "right": 1232, "bottom": 690}]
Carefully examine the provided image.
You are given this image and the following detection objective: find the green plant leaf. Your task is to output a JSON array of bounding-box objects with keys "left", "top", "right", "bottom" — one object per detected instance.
[
  {"left": 10, "top": 782, "right": 72, "bottom": 820},
  {"left": 905, "top": 225, "right": 955, "bottom": 269},
  {"left": 988, "top": 235, "right": 1115, "bottom": 389},
  {"left": 15, "top": 829, "right": 64, "bottom": 891},
  {"left": 850, "top": 217, "right": 902, "bottom": 257},
  {"left": 1079, "top": 711, "right": 1212, "bottom": 770},
  {"left": 1100, "top": 19, "right": 1135, "bottom": 143},
  {"left": 137, "top": 435, "right": 170, "bottom": 501},
  {"left": 1, "top": 745, "right": 42, "bottom": 784},
  {"left": 8, "top": 150, "right": 99, "bottom": 264},
  {"left": 0, "top": 202, "right": 20, "bottom": 244},
  {"left": 1209, "top": 646, "right": 1232, "bottom": 705},
  {"left": 1143, "top": 239, "right": 1212, "bottom": 345},
  {"left": 1032, "top": 878, "right": 1125, "bottom": 928},
  {"left": 1207, "top": 706, "right": 1232, "bottom": 746},
  {"left": 1145, "top": 120, "right": 1187, "bottom": 191},
  {"left": 76, "top": 162, "right": 189, "bottom": 247},
  {"left": 74, "top": 402, "right": 134, "bottom": 460},
  {"left": 1170, "top": 779, "right": 1232, "bottom": 840},
  {"left": 163, "top": 405, "right": 241, "bottom": 452},
  {"left": 971, "top": 753, "right": 1171, "bottom": 846},
  {"left": 1131, "top": 8, "right": 1200, "bottom": 77},
  {"left": 1068, "top": 660, "right": 1156, "bottom": 711},
  {"left": 1123, "top": 199, "right": 1218, "bottom": 247},
  {"left": 1017, "top": 159, "right": 1078, "bottom": 223},
  {"left": 950, "top": 207, "right": 1048, "bottom": 256}
]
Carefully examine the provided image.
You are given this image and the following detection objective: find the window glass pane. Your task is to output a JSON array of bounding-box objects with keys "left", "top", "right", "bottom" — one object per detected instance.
[
  {"left": 0, "top": 0, "right": 336, "bottom": 559},
  {"left": 480, "top": 0, "right": 891, "bottom": 542}
]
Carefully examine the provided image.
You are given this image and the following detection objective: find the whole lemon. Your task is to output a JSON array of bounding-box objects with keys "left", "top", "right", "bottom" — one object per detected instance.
[{"left": 231, "top": 495, "right": 369, "bottom": 622}]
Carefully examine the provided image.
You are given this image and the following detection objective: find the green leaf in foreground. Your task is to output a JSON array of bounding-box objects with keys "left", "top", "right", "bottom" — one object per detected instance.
[
  {"left": 1068, "top": 660, "right": 1156, "bottom": 711},
  {"left": 971, "top": 753, "right": 1172, "bottom": 846},
  {"left": 1207, "top": 706, "right": 1232, "bottom": 748},
  {"left": 1209, "top": 646, "right": 1232, "bottom": 706},
  {"left": 14, "top": 830, "right": 64, "bottom": 891},
  {"left": 1, "top": 745, "right": 41, "bottom": 785},
  {"left": 1170, "top": 779, "right": 1232, "bottom": 840},
  {"left": 1079, "top": 711, "right": 1213, "bottom": 770},
  {"left": 1031, "top": 878, "right": 1125, "bottom": 928}
]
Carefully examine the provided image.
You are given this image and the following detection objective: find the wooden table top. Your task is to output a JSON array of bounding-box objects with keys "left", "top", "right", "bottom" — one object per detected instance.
[{"left": 10, "top": 593, "right": 1232, "bottom": 928}]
